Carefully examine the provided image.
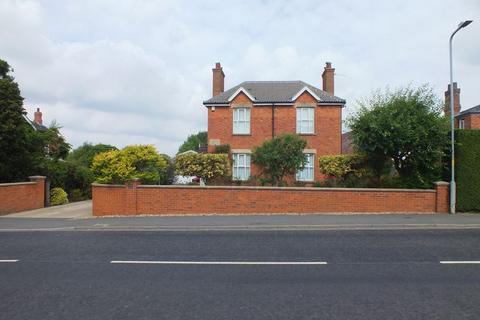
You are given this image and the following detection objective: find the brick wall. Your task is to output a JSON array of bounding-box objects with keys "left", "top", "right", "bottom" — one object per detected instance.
[
  {"left": 0, "top": 176, "right": 46, "bottom": 215},
  {"left": 462, "top": 114, "right": 480, "bottom": 129},
  {"left": 92, "top": 181, "right": 449, "bottom": 216}
]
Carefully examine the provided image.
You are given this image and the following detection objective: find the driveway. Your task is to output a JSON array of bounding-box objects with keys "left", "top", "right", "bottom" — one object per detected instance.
[{"left": 3, "top": 200, "right": 92, "bottom": 219}]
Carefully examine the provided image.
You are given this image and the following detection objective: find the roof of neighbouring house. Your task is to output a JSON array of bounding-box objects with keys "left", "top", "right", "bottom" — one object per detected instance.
[
  {"left": 22, "top": 114, "right": 48, "bottom": 132},
  {"left": 456, "top": 105, "right": 480, "bottom": 118},
  {"left": 203, "top": 81, "right": 346, "bottom": 105},
  {"left": 341, "top": 131, "right": 354, "bottom": 154}
]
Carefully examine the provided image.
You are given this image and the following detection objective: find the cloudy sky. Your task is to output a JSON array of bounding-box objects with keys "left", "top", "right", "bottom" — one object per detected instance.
[{"left": 1, "top": 0, "right": 479, "bottom": 155}]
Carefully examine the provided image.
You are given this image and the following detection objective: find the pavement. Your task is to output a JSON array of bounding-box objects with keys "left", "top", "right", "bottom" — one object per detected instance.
[{"left": 1, "top": 229, "right": 479, "bottom": 319}]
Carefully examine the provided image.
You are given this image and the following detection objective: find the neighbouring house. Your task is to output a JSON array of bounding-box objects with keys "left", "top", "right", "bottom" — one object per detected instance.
[
  {"left": 203, "top": 62, "right": 346, "bottom": 182},
  {"left": 444, "top": 82, "right": 480, "bottom": 129},
  {"left": 23, "top": 108, "right": 48, "bottom": 132},
  {"left": 341, "top": 131, "right": 354, "bottom": 154}
]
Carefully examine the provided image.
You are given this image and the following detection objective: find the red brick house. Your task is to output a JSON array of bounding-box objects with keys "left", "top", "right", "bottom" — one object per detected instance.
[
  {"left": 444, "top": 82, "right": 480, "bottom": 129},
  {"left": 203, "top": 62, "right": 345, "bottom": 182}
]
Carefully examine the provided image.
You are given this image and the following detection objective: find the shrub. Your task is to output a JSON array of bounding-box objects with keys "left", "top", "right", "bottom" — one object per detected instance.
[
  {"left": 456, "top": 130, "right": 480, "bottom": 212},
  {"left": 318, "top": 154, "right": 365, "bottom": 180},
  {"left": 67, "top": 143, "right": 117, "bottom": 168},
  {"left": 50, "top": 187, "right": 69, "bottom": 206},
  {"left": 38, "top": 159, "right": 95, "bottom": 200},
  {"left": 175, "top": 153, "right": 230, "bottom": 182},
  {"left": 252, "top": 134, "right": 307, "bottom": 186},
  {"left": 91, "top": 145, "right": 168, "bottom": 184},
  {"left": 214, "top": 144, "right": 231, "bottom": 154}
]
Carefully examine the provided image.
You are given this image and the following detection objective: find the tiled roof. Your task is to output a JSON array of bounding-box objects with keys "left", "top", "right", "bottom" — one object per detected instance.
[
  {"left": 456, "top": 105, "right": 480, "bottom": 117},
  {"left": 203, "top": 81, "right": 345, "bottom": 104},
  {"left": 22, "top": 114, "right": 48, "bottom": 132}
]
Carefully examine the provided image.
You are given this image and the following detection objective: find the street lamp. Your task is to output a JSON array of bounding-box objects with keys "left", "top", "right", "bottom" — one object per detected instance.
[{"left": 449, "top": 20, "right": 473, "bottom": 214}]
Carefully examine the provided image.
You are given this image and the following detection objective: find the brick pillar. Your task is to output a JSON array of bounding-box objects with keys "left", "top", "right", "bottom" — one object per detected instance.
[
  {"left": 125, "top": 178, "right": 141, "bottom": 215},
  {"left": 29, "top": 176, "right": 46, "bottom": 208},
  {"left": 434, "top": 181, "right": 449, "bottom": 213}
]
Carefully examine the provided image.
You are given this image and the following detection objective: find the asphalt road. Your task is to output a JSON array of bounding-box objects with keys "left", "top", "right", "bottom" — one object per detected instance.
[{"left": 1, "top": 229, "right": 479, "bottom": 319}]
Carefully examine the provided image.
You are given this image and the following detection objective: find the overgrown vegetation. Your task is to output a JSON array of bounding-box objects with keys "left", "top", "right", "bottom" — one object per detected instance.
[
  {"left": 175, "top": 153, "right": 230, "bottom": 183},
  {"left": 252, "top": 134, "right": 307, "bottom": 186},
  {"left": 455, "top": 130, "right": 480, "bottom": 212},
  {"left": 348, "top": 85, "right": 449, "bottom": 188}
]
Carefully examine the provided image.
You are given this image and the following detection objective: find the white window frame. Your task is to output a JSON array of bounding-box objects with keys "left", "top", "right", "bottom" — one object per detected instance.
[
  {"left": 296, "top": 107, "right": 314, "bottom": 134},
  {"left": 296, "top": 153, "right": 314, "bottom": 182},
  {"left": 233, "top": 107, "right": 251, "bottom": 134},
  {"left": 232, "top": 153, "right": 251, "bottom": 181},
  {"left": 459, "top": 119, "right": 465, "bottom": 129}
]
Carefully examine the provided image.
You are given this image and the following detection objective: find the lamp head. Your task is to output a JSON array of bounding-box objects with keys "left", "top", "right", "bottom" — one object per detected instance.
[{"left": 459, "top": 20, "right": 473, "bottom": 28}]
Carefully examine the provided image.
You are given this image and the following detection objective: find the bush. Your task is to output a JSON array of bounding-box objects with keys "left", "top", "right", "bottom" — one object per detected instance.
[
  {"left": 252, "top": 134, "right": 307, "bottom": 186},
  {"left": 50, "top": 187, "right": 69, "bottom": 206},
  {"left": 214, "top": 144, "right": 231, "bottom": 154},
  {"left": 175, "top": 153, "right": 230, "bottom": 182},
  {"left": 318, "top": 154, "right": 366, "bottom": 179},
  {"left": 38, "top": 159, "right": 95, "bottom": 200},
  {"left": 67, "top": 143, "right": 117, "bottom": 168},
  {"left": 456, "top": 130, "right": 480, "bottom": 212},
  {"left": 91, "top": 145, "right": 168, "bottom": 184}
]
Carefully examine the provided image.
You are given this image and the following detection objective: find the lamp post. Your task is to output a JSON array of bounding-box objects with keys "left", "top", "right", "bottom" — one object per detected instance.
[{"left": 449, "top": 20, "right": 473, "bottom": 214}]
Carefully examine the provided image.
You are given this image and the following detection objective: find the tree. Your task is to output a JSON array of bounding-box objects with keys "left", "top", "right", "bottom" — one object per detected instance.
[
  {"left": 0, "top": 59, "right": 33, "bottom": 182},
  {"left": 91, "top": 145, "right": 168, "bottom": 184},
  {"left": 178, "top": 131, "right": 207, "bottom": 154},
  {"left": 67, "top": 142, "right": 117, "bottom": 168},
  {"left": 252, "top": 134, "right": 307, "bottom": 186},
  {"left": 348, "top": 85, "right": 449, "bottom": 188}
]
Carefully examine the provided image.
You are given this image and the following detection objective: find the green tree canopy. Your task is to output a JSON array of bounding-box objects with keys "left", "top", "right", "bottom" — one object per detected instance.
[
  {"left": 348, "top": 85, "right": 449, "bottom": 188},
  {"left": 0, "top": 59, "right": 33, "bottom": 182},
  {"left": 178, "top": 131, "right": 207, "bottom": 154},
  {"left": 91, "top": 145, "right": 168, "bottom": 184},
  {"left": 67, "top": 142, "right": 117, "bottom": 168},
  {"left": 252, "top": 134, "right": 307, "bottom": 186}
]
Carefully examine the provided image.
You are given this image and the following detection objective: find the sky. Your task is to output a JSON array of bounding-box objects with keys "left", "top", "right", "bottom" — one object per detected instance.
[{"left": 1, "top": 0, "right": 479, "bottom": 156}]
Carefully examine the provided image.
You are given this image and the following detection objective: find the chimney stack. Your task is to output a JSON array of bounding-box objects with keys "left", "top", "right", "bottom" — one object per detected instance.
[
  {"left": 212, "top": 62, "right": 225, "bottom": 97},
  {"left": 34, "top": 108, "right": 43, "bottom": 125},
  {"left": 322, "top": 62, "right": 335, "bottom": 95},
  {"left": 444, "top": 82, "right": 461, "bottom": 116}
]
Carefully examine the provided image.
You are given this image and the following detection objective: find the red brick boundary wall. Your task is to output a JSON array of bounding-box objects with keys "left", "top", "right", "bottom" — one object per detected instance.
[
  {"left": 0, "top": 176, "right": 46, "bottom": 215},
  {"left": 92, "top": 180, "right": 449, "bottom": 216}
]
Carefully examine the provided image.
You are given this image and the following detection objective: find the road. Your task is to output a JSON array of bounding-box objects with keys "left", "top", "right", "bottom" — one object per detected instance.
[{"left": 1, "top": 229, "right": 479, "bottom": 319}]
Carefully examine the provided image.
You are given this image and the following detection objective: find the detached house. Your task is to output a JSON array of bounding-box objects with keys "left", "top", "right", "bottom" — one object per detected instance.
[{"left": 203, "top": 62, "right": 345, "bottom": 182}]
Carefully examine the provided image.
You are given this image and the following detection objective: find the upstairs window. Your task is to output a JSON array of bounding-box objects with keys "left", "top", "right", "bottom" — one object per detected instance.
[
  {"left": 296, "top": 107, "right": 314, "bottom": 134},
  {"left": 233, "top": 153, "right": 251, "bottom": 181},
  {"left": 296, "top": 153, "right": 314, "bottom": 181},
  {"left": 233, "top": 107, "right": 251, "bottom": 134}
]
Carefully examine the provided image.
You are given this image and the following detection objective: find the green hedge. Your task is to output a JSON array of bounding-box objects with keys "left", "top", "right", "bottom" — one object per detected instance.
[{"left": 456, "top": 130, "right": 480, "bottom": 212}]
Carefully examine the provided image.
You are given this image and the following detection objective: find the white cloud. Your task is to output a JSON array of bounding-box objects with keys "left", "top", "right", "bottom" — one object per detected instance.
[{"left": 1, "top": 0, "right": 479, "bottom": 155}]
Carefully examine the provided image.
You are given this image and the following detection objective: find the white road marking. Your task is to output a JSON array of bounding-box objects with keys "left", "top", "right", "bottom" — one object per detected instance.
[
  {"left": 440, "top": 261, "right": 480, "bottom": 264},
  {"left": 0, "top": 260, "right": 18, "bottom": 263},
  {"left": 110, "top": 260, "right": 327, "bottom": 265}
]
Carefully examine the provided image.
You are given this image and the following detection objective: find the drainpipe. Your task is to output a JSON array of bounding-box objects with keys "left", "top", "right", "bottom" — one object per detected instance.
[{"left": 272, "top": 103, "right": 275, "bottom": 138}]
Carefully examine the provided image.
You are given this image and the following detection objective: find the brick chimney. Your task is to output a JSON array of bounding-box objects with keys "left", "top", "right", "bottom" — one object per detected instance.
[
  {"left": 34, "top": 108, "right": 43, "bottom": 125},
  {"left": 322, "top": 62, "right": 335, "bottom": 95},
  {"left": 212, "top": 62, "right": 225, "bottom": 97},
  {"left": 444, "top": 82, "right": 461, "bottom": 116}
]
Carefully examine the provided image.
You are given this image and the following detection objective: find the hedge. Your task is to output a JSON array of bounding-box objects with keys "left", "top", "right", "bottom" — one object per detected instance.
[{"left": 456, "top": 130, "right": 480, "bottom": 212}]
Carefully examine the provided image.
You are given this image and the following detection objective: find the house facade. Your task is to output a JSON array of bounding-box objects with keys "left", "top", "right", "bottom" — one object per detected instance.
[
  {"left": 203, "top": 62, "right": 345, "bottom": 182},
  {"left": 444, "top": 82, "right": 480, "bottom": 130}
]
